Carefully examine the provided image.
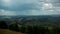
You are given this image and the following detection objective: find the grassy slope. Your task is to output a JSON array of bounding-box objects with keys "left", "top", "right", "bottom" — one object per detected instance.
[{"left": 0, "top": 29, "right": 23, "bottom": 34}]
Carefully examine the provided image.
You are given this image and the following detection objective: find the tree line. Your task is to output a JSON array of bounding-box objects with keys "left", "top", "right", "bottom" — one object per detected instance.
[{"left": 0, "top": 20, "right": 60, "bottom": 34}]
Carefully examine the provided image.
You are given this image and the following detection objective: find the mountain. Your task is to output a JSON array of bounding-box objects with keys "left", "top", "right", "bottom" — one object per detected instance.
[{"left": 0, "top": 15, "right": 60, "bottom": 26}]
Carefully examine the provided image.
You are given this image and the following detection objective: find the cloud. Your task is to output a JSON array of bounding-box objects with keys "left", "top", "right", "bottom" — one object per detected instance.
[
  {"left": 0, "top": 9, "right": 16, "bottom": 16},
  {"left": 0, "top": 0, "right": 39, "bottom": 11},
  {"left": 0, "top": 0, "right": 60, "bottom": 15}
]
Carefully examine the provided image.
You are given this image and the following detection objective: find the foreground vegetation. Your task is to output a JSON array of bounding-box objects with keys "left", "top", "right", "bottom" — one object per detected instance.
[{"left": 0, "top": 20, "right": 60, "bottom": 34}]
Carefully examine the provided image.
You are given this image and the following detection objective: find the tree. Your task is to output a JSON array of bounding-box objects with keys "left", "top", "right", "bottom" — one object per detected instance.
[
  {"left": 9, "top": 23, "right": 19, "bottom": 32},
  {"left": 0, "top": 20, "right": 8, "bottom": 29}
]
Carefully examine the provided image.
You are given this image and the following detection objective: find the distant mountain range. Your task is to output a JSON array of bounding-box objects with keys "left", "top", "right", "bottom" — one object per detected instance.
[{"left": 0, "top": 15, "right": 60, "bottom": 27}]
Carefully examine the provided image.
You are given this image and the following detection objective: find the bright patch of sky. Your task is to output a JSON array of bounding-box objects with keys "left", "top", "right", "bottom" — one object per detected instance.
[{"left": 0, "top": 0, "right": 60, "bottom": 16}]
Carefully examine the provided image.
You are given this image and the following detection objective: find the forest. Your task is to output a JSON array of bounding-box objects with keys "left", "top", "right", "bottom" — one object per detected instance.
[{"left": 0, "top": 19, "right": 60, "bottom": 34}]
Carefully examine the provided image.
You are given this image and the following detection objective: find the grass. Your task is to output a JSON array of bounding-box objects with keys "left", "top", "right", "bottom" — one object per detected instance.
[{"left": 0, "top": 29, "right": 23, "bottom": 34}]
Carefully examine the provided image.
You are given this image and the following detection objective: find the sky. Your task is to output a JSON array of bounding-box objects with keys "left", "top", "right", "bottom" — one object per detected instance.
[{"left": 0, "top": 0, "right": 60, "bottom": 16}]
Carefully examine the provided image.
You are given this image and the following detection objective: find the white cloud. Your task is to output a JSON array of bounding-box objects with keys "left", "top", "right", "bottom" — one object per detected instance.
[
  {"left": 2, "top": 0, "right": 11, "bottom": 3},
  {"left": 0, "top": 9, "right": 16, "bottom": 16}
]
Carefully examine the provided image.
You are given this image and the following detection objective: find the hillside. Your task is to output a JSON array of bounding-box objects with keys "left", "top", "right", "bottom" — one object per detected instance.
[{"left": 0, "top": 29, "right": 23, "bottom": 34}]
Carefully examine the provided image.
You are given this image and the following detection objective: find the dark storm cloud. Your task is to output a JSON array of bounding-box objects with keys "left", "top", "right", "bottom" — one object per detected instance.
[{"left": 0, "top": 4, "right": 39, "bottom": 11}]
